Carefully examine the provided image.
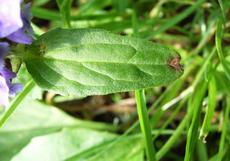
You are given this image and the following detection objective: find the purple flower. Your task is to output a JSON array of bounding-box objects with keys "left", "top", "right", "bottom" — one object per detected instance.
[
  {"left": 0, "top": 75, "right": 9, "bottom": 106},
  {"left": 0, "top": 0, "right": 33, "bottom": 106},
  {"left": 0, "top": 42, "right": 22, "bottom": 106},
  {"left": 7, "top": 3, "right": 33, "bottom": 44},
  {"left": 0, "top": 0, "right": 33, "bottom": 44},
  {"left": 0, "top": 0, "right": 23, "bottom": 38}
]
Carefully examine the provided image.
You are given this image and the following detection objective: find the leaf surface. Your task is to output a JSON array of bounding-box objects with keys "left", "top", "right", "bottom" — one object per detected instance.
[
  {"left": 0, "top": 89, "right": 114, "bottom": 161},
  {"left": 12, "top": 128, "right": 143, "bottom": 161},
  {"left": 25, "top": 28, "right": 183, "bottom": 97}
]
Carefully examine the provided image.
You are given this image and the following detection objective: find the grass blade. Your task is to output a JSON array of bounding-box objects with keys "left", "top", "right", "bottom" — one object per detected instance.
[
  {"left": 135, "top": 90, "right": 156, "bottom": 161},
  {"left": 215, "top": 18, "right": 230, "bottom": 80},
  {"left": 184, "top": 81, "right": 207, "bottom": 161},
  {"left": 148, "top": 0, "right": 205, "bottom": 38},
  {"left": 196, "top": 140, "right": 208, "bottom": 161},
  {"left": 56, "top": 0, "right": 73, "bottom": 27},
  {"left": 32, "top": 7, "right": 61, "bottom": 21},
  {"left": 217, "top": 97, "right": 230, "bottom": 160},
  {"left": 200, "top": 73, "right": 217, "bottom": 142},
  {"left": 0, "top": 80, "right": 35, "bottom": 128},
  {"left": 156, "top": 111, "right": 189, "bottom": 160}
]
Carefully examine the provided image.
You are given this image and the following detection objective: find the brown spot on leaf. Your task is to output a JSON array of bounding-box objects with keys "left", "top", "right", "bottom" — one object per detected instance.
[{"left": 168, "top": 56, "right": 183, "bottom": 72}]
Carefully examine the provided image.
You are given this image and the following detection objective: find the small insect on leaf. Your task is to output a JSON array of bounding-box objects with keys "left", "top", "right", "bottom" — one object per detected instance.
[{"left": 168, "top": 56, "right": 183, "bottom": 72}]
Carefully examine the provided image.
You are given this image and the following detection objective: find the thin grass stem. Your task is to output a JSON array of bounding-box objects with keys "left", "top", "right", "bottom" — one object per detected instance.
[{"left": 135, "top": 89, "right": 156, "bottom": 161}]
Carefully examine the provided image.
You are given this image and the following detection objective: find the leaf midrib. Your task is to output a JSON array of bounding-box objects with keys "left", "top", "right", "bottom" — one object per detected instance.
[{"left": 40, "top": 57, "right": 169, "bottom": 66}]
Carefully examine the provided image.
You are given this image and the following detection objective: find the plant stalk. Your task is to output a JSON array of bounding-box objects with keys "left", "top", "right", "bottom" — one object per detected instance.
[{"left": 135, "top": 89, "right": 156, "bottom": 161}]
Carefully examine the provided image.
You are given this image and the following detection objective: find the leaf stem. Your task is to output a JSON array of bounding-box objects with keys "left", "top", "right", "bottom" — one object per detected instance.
[
  {"left": 0, "top": 79, "right": 35, "bottom": 128},
  {"left": 135, "top": 89, "right": 156, "bottom": 161}
]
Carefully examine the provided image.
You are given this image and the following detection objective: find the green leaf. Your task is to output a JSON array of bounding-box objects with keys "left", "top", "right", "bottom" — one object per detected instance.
[
  {"left": 0, "top": 98, "right": 76, "bottom": 161},
  {"left": 10, "top": 127, "right": 143, "bottom": 161},
  {"left": 66, "top": 135, "right": 143, "bottom": 161},
  {"left": 0, "top": 95, "right": 116, "bottom": 161},
  {"left": 24, "top": 28, "right": 183, "bottom": 97},
  {"left": 11, "top": 128, "right": 117, "bottom": 161}
]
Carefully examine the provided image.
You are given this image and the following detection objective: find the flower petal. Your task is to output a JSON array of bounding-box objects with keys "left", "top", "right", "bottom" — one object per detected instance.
[
  {"left": 7, "top": 28, "right": 33, "bottom": 44},
  {"left": 0, "top": 67, "right": 16, "bottom": 80},
  {"left": 9, "top": 83, "right": 23, "bottom": 96},
  {"left": 7, "top": 3, "right": 33, "bottom": 44},
  {"left": 0, "top": 67, "right": 22, "bottom": 95},
  {"left": 0, "top": 75, "right": 9, "bottom": 106},
  {"left": 0, "top": 0, "right": 23, "bottom": 38}
]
